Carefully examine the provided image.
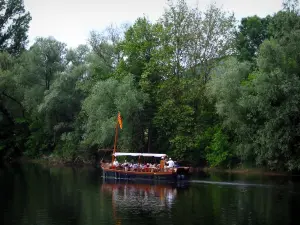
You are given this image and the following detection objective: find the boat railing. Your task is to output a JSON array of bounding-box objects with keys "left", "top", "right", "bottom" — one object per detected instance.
[{"left": 101, "top": 163, "right": 176, "bottom": 173}]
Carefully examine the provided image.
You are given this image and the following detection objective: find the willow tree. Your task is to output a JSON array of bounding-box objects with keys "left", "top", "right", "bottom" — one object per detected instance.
[
  {"left": 152, "top": 0, "right": 236, "bottom": 163},
  {"left": 82, "top": 75, "right": 148, "bottom": 152},
  {"left": 0, "top": 0, "right": 31, "bottom": 55}
]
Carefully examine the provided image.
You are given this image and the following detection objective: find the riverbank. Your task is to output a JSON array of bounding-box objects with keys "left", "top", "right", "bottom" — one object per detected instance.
[
  {"left": 18, "top": 155, "right": 95, "bottom": 167},
  {"left": 195, "top": 167, "right": 298, "bottom": 176}
]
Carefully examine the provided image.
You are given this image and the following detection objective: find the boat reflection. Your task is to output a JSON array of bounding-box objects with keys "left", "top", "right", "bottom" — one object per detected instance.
[
  {"left": 102, "top": 181, "right": 189, "bottom": 211},
  {"left": 103, "top": 182, "right": 181, "bottom": 209},
  {"left": 101, "top": 181, "right": 189, "bottom": 225}
]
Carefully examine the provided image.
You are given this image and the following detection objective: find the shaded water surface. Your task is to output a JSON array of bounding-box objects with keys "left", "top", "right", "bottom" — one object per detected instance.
[{"left": 1, "top": 163, "right": 300, "bottom": 225}]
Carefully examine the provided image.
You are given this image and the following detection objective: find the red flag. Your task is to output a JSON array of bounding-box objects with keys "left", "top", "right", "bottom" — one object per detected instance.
[{"left": 117, "top": 112, "right": 122, "bottom": 129}]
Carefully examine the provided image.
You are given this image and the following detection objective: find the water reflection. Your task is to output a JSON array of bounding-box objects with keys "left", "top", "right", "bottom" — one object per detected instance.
[
  {"left": 1, "top": 163, "right": 300, "bottom": 225},
  {"left": 101, "top": 182, "right": 178, "bottom": 214},
  {"left": 101, "top": 181, "right": 184, "bottom": 225}
]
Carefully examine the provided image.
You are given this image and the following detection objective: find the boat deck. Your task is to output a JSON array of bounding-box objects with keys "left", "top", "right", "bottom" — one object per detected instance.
[{"left": 101, "top": 164, "right": 190, "bottom": 181}]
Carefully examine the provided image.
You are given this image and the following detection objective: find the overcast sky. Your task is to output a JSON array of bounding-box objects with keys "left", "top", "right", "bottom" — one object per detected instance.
[{"left": 24, "top": 0, "right": 283, "bottom": 48}]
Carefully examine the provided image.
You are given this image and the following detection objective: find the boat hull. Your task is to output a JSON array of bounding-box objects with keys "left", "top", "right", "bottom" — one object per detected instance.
[{"left": 101, "top": 167, "right": 190, "bottom": 182}]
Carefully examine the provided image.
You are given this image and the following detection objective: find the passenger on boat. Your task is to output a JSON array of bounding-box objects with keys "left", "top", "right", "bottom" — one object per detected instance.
[
  {"left": 122, "top": 160, "right": 128, "bottom": 167},
  {"left": 167, "top": 158, "right": 175, "bottom": 168},
  {"left": 113, "top": 160, "right": 119, "bottom": 167},
  {"left": 122, "top": 160, "right": 129, "bottom": 171},
  {"left": 160, "top": 157, "right": 165, "bottom": 171},
  {"left": 133, "top": 163, "right": 139, "bottom": 170},
  {"left": 174, "top": 161, "right": 179, "bottom": 168}
]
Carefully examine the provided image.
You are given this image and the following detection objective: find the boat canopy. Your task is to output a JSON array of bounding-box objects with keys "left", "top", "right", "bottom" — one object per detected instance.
[{"left": 113, "top": 153, "right": 167, "bottom": 158}]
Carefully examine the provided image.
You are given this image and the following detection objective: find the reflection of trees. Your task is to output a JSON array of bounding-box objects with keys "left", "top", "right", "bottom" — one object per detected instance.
[
  {"left": 1, "top": 164, "right": 28, "bottom": 225},
  {"left": 171, "top": 183, "right": 294, "bottom": 225},
  {"left": 1, "top": 164, "right": 113, "bottom": 225}
]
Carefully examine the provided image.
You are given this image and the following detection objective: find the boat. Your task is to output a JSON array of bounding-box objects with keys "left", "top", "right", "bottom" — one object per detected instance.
[{"left": 100, "top": 112, "right": 191, "bottom": 182}]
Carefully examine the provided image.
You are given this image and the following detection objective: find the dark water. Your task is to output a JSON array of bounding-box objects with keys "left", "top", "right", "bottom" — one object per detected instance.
[{"left": 1, "top": 164, "right": 300, "bottom": 225}]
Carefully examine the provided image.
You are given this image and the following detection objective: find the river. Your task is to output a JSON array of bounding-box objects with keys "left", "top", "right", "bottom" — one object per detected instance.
[{"left": 1, "top": 163, "right": 300, "bottom": 225}]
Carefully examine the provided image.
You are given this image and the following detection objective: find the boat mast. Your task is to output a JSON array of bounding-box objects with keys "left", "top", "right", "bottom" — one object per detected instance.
[
  {"left": 112, "top": 112, "right": 122, "bottom": 163},
  {"left": 112, "top": 121, "right": 118, "bottom": 163}
]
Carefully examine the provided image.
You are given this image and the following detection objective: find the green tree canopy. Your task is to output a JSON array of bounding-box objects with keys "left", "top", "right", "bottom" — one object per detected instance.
[
  {"left": 0, "top": 0, "right": 31, "bottom": 55},
  {"left": 82, "top": 75, "right": 148, "bottom": 151}
]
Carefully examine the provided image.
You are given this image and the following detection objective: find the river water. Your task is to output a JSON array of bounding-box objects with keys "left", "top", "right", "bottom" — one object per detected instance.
[{"left": 1, "top": 163, "right": 300, "bottom": 225}]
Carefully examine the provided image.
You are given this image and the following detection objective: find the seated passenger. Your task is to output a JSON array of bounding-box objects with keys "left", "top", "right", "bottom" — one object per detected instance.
[
  {"left": 133, "top": 164, "right": 138, "bottom": 169},
  {"left": 122, "top": 160, "right": 128, "bottom": 167}
]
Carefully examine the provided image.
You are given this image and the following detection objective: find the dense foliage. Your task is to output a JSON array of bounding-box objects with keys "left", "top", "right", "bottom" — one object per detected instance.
[{"left": 2, "top": 0, "right": 300, "bottom": 171}]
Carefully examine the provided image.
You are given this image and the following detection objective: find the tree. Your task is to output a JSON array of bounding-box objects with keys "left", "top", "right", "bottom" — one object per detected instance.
[
  {"left": 205, "top": 126, "right": 231, "bottom": 167},
  {"left": 117, "top": 18, "right": 159, "bottom": 82},
  {"left": 206, "top": 57, "right": 253, "bottom": 164},
  {"left": 0, "top": 0, "right": 32, "bottom": 161},
  {"left": 14, "top": 37, "right": 68, "bottom": 156},
  {"left": 82, "top": 75, "right": 148, "bottom": 151},
  {"left": 89, "top": 24, "right": 126, "bottom": 70},
  {"left": 79, "top": 25, "right": 126, "bottom": 93},
  {"left": 187, "top": 3, "right": 236, "bottom": 81},
  {"left": 115, "top": 17, "right": 164, "bottom": 152},
  {"left": 24, "top": 37, "right": 67, "bottom": 90},
  {"left": 236, "top": 1, "right": 300, "bottom": 62},
  {"left": 159, "top": 0, "right": 192, "bottom": 77},
  {"left": 236, "top": 16, "right": 271, "bottom": 62},
  {"left": 150, "top": 1, "right": 235, "bottom": 162},
  {"left": 0, "top": 0, "right": 31, "bottom": 55},
  {"left": 268, "top": 1, "right": 300, "bottom": 39},
  {"left": 37, "top": 66, "right": 86, "bottom": 159},
  {"left": 249, "top": 33, "right": 300, "bottom": 170},
  {"left": 208, "top": 30, "right": 300, "bottom": 170},
  {"left": 160, "top": 1, "right": 236, "bottom": 81},
  {"left": 0, "top": 52, "right": 28, "bottom": 160},
  {"left": 66, "top": 44, "right": 90, "bottom": 67}
]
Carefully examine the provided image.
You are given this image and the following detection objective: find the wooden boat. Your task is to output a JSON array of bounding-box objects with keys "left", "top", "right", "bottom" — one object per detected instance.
[{"left": 101, "top": 112, "right": 191, "bottom": 182}]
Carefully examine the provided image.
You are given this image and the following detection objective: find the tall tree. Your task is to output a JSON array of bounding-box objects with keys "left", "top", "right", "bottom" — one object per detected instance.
[
  {"left": 16, "top": 37, "right": 67, "bottom": 156},
  {"left": 0, "top": 0, "right": 31, "bottom": 55},
  {"left": 235, "top": 16, "right": 271, "bottom": 62},
  {"left": 116, "top": 18, "right": 162, "bottom": 152},
  {"left": 150, "top": 0, "right": 235, "bottom": 163},
  {"left": 89, "top": 24, "right": 126, "bottom": 71},
  {"left": 208, "top": 29, "right": 300, "bottom": 170},
  {"left": 187, "top": 3, "right": 236, "bottom": 81},
  {"left": 24, "top": 37, "right": 67, "bottom": 91},
  {"left": 160, "top": 1, "right": 236, "bottom": 81},
  {"left": 268, "top": 0, "right": 300, "bottom": 39},
  {"left": 82, "top": 75, "right": 148, "bottom": 151},
  {"left": 0, "top": 52, "right": 26, "bottom": 160}
]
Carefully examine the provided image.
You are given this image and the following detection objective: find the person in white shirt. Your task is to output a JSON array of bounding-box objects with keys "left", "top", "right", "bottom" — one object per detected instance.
[
  {"left": 167, "top": 158, "right": 175, "bottom": 168},
  {"left": 113, "top": 160, "right": 119, "bottom": 167}
]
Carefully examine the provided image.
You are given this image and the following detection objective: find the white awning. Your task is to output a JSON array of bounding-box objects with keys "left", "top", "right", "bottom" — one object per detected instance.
[{"left": 113, "top": 153, "right": 167, "bottom": 158}]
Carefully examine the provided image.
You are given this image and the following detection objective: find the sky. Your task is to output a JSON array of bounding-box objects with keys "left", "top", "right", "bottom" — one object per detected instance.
[{"left": 24, "top": 0, "right": 283, "bottom": 48}]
